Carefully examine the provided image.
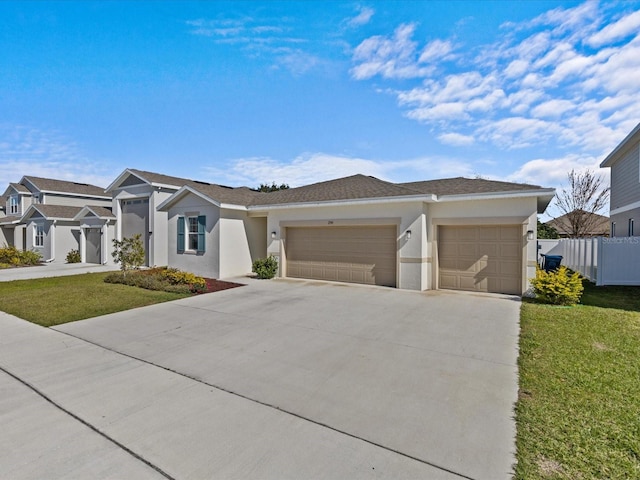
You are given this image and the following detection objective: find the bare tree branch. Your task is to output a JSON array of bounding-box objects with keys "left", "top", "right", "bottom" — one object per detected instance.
[{"left": 554, "top": 169, "right": 610, "bottom": 238}]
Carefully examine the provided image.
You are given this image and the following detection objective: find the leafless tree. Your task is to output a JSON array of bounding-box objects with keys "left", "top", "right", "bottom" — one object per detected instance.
[{"left": 554, "top": 169, "right": 610, "bottom": 238}]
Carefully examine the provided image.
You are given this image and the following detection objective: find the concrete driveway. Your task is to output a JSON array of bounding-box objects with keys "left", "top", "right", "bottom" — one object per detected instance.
[{"left": 1, "top": 277, "right": 520, "bottom": 479}]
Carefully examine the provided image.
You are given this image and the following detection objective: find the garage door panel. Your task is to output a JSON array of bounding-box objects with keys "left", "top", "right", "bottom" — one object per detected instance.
[
  {"left": 287, "top": 226, "right": 397, "bottom": 287},
  {"left": 438, "top": 225, "right": 522, "bottom": 295}
]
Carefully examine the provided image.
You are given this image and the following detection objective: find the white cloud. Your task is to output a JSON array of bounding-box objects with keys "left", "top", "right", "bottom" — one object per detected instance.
[
  {"left": 438, "top": 132, "right": 475, "bottom": 146},
  {"left": 0, "top": 125, "right": 119, "bottom": 190},
  {"left": 350, "top": 23, "right": 434, "bottom": 79},
  {"left": 348, "top": 6, "right": 375, "bottom": 27},
  {"left": 350, "top": 0, "right": 640, "bottom": 158},
  {"left": 588, "top": 9, "right": 640, "bottom": 47},
  {"left": 418, "top": 39, "right": 455, "bottom": 63},
  {"left": 203, "top": 152, "right": 475, "bottom": 187},
  {"left": 531, "top": 99, "right": 576, "bottom": 118}
]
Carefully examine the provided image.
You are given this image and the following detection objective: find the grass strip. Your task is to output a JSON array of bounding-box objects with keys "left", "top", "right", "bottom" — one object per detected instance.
[
  {"left": 0, "top": 272, "right": 189, "bottom": 327},
  {"left": 515, "top": 283, "right": 640, "bottom": 479}
]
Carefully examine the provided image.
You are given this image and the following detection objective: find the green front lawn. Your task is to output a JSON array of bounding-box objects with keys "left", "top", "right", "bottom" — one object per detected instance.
[
  {"left": 0, "top": 272, "right": 190, "bottom": 327},
  {"left": 516, "top": 282, "right": 640, "bottom": 479}
]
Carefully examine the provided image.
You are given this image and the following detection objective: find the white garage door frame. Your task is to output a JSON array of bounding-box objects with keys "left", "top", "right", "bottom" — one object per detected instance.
[
  {"left": 431, "top": 216, "right": 529, "bottom": 295},
  {"left": 279, "top": 218, "right": 401, "bottom": 288}
]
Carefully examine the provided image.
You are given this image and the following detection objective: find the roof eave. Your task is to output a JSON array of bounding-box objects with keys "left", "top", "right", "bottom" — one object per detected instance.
[
  {"left": 248, "top": 194, "right": 435, "bottom": 211},
  {"left": 105, "top": 168, "right": 146, "bottom": 192},
  {"left": 600, "top": 122, "right": 640, "bottom": 168}
]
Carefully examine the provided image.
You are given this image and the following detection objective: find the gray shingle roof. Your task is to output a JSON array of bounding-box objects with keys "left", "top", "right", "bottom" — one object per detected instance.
[
  {"left": 127, "top": 169, "right": 210, "bottom": 189},
  {"left": 9, "top": 183, "right": 30, "bottom": 194},
  {"left": 81, "top": 206, "right": 116, "bottom": 218},
  {"left": 188, "top": 183, "right": 266, "bottom": 206},
  {"left": 26, "top": 205, "right": 84, "bottom": 220},
  {"left": 23, "top": 176, "right": 108, "bottom": 197},
  {"left": 250, "top": 175, "right": 422, "bottom": 206},
  {"left": 400, "top": 177, "right": 544, "bottom": 196}
]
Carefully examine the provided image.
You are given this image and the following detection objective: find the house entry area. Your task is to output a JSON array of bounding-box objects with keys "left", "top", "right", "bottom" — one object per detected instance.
[
  {"left": 85, "top": 228, "right": 101, "bottom": 264},
  {"left": 438, "top": 225, "right": 523, "bottom": 295},
  {"left": 285, "top": 225, "right": 397, "bottom": 287},
  {"left": 121, "top": 198, "right": 149, "bottom": 265}
]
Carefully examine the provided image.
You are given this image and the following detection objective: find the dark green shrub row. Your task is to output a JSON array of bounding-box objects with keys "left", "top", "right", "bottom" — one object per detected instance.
[{"left": 0, "top": 245, "right": 42, "bottom": 266}]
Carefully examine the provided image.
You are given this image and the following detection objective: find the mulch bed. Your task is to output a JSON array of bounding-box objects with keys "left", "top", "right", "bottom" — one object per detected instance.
[{"left": 202, "top": 278, "right": 245, "bottom": 293}]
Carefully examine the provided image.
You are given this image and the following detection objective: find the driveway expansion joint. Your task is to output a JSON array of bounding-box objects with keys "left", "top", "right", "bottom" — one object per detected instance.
[
  {"left": 0, "top": 363, "right": 176, "bottom": 480},
  {"left": 53, "top": 328, "right": 478, "bottom": 480}
]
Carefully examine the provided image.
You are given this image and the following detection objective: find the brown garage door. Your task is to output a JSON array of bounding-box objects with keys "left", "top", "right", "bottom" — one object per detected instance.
[
  {"left": 438, "top": 225, "right": 522, "bottom": 295},
  {"left": 286, "top": 226, "right": 397, "bottom": 287}
]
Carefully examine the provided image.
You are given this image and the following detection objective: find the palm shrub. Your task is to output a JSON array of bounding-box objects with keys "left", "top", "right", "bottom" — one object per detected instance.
[
  {"left": 252, "top": 255, "right": 278, "bottom": 279},
  {"left": 66, "top": 249, "right": 81, "bottom": 263},
  {"left": 530, "top": 266, "right": 584, "bottom": 305}
]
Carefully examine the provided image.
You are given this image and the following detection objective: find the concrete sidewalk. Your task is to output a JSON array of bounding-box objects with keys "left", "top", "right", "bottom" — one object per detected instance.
[
  {"left": 0, "top": 263, "right": 119, "bottom": 282},
  {"left": 0, "top": 311, "right": 460, "bottom": 479}
]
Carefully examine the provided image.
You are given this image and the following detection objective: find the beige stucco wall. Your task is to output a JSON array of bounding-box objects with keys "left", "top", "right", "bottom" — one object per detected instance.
[
  {"left": 219, "top": 209, "right": 267, "bottom": 279},
  {"left": 428, "top": 196, "right": 539, "bottom": 294},
  {"left": 263, "top": 196, "right": 539, "bottom": 293},
  {"left": 264, "top": 200, "right": 429, "bottom": 290}
]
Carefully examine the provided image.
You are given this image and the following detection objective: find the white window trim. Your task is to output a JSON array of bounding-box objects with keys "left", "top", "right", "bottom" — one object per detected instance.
[
  {"left": 34, "top": 223, "right": 44, "bottom": 248},
  {"left": 9, "top": 195, "right": 19, "bottom": 215},
  {"left": 186, "top": 216, "right": 199, "bottom": 252}
]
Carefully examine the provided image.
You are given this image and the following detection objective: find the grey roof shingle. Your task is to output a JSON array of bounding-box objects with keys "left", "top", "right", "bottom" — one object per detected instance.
[
  {"left": 9, "top": 183, "right": 30, "bottom": 194},
  {"left": 250, "top": 175, "right": 422, "bottom": 206},
  {"left": 187, "top": 183, "right": 266, "bottom": 206},
  {"left": 23, "top": 176, "right": 109, "bottom": 197},
  {"left": 26, "top": 205, "right": 84, "bottom": 220},
  {"left": 400, "top": 177, "right": 544, "bottom": 196},
  {"left": 81, "top": 206, "right": 116, "bottom": 218}
]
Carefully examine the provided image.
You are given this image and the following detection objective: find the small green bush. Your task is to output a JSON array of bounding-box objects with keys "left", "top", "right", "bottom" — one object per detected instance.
[
  {"left": 530, "top": 266, "right": 584, "bottom": 306},
  {"left": 161, "top": 268, "right": 206, "bottom": 292},
  {"left": 252, "top": 255, "right": 278, "bottom": 279},
  {"left": 66, "top": 249, "right": 81, "bottom": 263},
  {"left": 0, "top": 245, "right": 42, "bottom": 266}
]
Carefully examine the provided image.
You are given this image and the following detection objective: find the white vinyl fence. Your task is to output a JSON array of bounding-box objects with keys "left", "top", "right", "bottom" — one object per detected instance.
[{"left": 537, "top": 237, "right": 640, "bottom": 286}]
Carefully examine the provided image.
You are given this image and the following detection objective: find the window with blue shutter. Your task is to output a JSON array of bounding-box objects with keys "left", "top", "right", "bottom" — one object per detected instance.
[
  {"left": 197, "top": 215, "right": 206, "bottom": 253},
  {"left": 177, "top": 216, "right": 185, "bottom": 253}
]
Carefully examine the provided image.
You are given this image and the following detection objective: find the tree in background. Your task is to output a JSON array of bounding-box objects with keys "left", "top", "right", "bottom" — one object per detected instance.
[
  {"left": 537, "top": 219, "right": 559, "bottom": 239},
  {"left": 256, "top": 182, "right": 290, "bottom": 192},
  {"left": 554, "top": 169, "right": 610, "bottom": 238}
]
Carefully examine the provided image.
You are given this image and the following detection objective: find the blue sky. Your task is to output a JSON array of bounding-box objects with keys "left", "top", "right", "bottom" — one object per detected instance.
[{"left": 1, "top": 0, "right": 639, "bottom": 216}]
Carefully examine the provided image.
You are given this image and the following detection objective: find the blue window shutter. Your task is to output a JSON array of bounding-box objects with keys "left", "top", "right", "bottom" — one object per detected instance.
[
  {"left": 177, "top": 216, "right": 185, "bottom": 253},
  {"left": 197, "top": 215, "right": 206, "bottom": 253}
]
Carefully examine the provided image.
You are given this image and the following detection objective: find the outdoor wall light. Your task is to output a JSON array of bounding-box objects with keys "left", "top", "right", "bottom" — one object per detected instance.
[
  {"left": 527, "top": 230, "right": 534, "bottom": 241},
  {"left": 406, "top": 230, "right": 412, "bottom": 240},
  {"left": 271, "top": 231, "right": 277, "bottom": 239}
]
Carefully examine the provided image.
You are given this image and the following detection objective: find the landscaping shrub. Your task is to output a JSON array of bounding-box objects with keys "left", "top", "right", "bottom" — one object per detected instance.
[
  {"left": 66, "top": 249, "right": 81, "bottom": 263},
  {"left": 530, "top": 266, "right": 584, "bottom": 306},
  {"left": 0, "top": 245, "right": 42, "bottom": 266},
  {"left": 111, "top": 234, "right": 145, "bottom": 275},
  {"left": 104, "top": 267, "right": 206, "bottom": 293},
  {"left": 252, "top": 255, "right": 278, "bottom": 279},
  {"left": 161, "top": 268, "right": 206, "bottom": 292}
]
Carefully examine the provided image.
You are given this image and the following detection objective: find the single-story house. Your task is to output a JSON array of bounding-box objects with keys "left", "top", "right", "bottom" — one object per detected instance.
[
  {"left": 157, "top": 174, "right": 555, "bottom": 295},
  {"left": 546, "top": 210, "right": 610, "bottom": 238}
]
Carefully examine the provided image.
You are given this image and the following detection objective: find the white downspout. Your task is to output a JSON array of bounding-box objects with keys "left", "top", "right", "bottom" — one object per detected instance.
[
  {"left": 79, "top": 227, "right": 86, "bottom": 263},
  {"left": 102, "top": 222, "right": 109, "bottom": 265}
]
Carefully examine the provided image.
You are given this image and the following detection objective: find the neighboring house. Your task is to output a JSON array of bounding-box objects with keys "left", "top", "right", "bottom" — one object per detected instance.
[
  {"left": 105, "top": 168, "right": 227, "bottom": 267},
  {"left": 0, "top": 176, "right": 112, "bottom": 262},
  {"left": 546, "top": 211, "right": 610, "bottom": 238},
  {"left": 158, "top": 174, "right": 554, "bottom": 295},
  {"left": 600, "top": 122, "right": 640, "bottom": 237}
]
